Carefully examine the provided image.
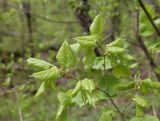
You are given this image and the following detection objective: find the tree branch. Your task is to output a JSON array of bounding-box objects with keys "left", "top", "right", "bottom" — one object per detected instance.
[
  {"left": 137, "top": 0, "right": 160, "bottom": 37},
  {"left": 96, "top": 87, "right": 124, "bottom": 117},
  {"left": 134, "top": 11, "right": 160, "bottom": 80}
]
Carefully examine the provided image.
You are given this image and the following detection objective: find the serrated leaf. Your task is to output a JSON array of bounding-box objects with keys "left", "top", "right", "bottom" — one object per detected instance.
[
  {"left": 133, "top": 96, "right": 149, "bottom": 107},
  {"left": 74, "top": 35, "right": 97, "bottom": 47},
  {"left": 30, "top": 66, "right": 60, "bottom": 82},
  {"left": 92, "top": 57, "right": 112, "bottom": 70},
  {"left": 26, "top": 58, "right": 53, "bottom": 71},
  {"left": 83, "top": 47, "right": 96, "bottom": 69},
  {"left": 56, "top": 40, "right": 76, "bottom": 68},
  {"left": 107, "top": 38, "right": 124, "bottom": 47},
  {"left": 81, "top": 78, "right": 95, "bottom": 93},
  {"left": 106, "top": 47, "right": 126, "bottom": 54},
  {"left": 70, "top": 43, "right": 81, "bottom": 53},
  {"left": 72, "top": 91, "right": 85, "bottom": 107},
  {"left": 86, "top": 90, "right": 100, "bottom": 107},
  {"left": 90, "top": 13, "right": 104, "bottom": 35},
  {"left": 71, "top": 79, "right": 98, "bottom": 107}
]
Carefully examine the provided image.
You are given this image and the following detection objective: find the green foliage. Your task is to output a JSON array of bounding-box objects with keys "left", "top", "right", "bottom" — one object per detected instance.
[
  {"left": 74, "top": 35, "right": 97, "bottom": 47},
  {"left": 26, "top": 12, "right": 160, "bottom": 121},
  {"left": 133, "top": 96, "right": 149, "bottom": 108},
  {"left": 56, "top": 40, "right": 77, "bottom": 68},
  {"left": 90, "top": 13, "right": 104, "bottom": 35},
  {"left": 26, "top": 58, "right": 53, "bottom": 71}
]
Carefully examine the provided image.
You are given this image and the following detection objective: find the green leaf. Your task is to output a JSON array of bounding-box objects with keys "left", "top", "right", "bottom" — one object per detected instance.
[
  {"left": 143, "top": 79, "right": 160, "bottom": 89},
  {"left": 72, "top": 91, "right": 85, "bottom": 107},
  {"left": 133, "top": 96, "right": 149, "bottom": 107},
  {"left": 92, "top": 57, "right": 112, "bottom": 70},
  {"left": 83, "top": 47, "right": 96, "bottom": 69},
  {"left": 71, "top": 79, "right": 98, "bottom": 107},
  {"left": 74, "top": 35, "right": 97, "bottom": 47},
  {"left": 115, "top": 81, "right": 135, "bottom": 90},
  {"left": 107, "top": 38, "right": 124, "bottom": 47},
  {"left": 112, "top": 64, "right": 131, "bottom": 77},
  {"left": 81, "top": 78, "right": 95, "bottom": 93},
  {"left": 90, "top": 13, "right": 104, "bottom": 35},
  {"left": 70, "top": 43, "right": 81, "bottom": 53},
  {"left": 35, "top": 80, "right": 49, "bottom": 97},
  {"left": 71, "top": 81, "right": 81, "bottom": 96},
  {"left": 26, "top": 58, "right": 53, "bottom": 71},
  {"left": 106, "top": 47, "right": 126, "bottom": 54},
  {"left": 56, "top": 105, "right": 67, "bottom": 121},
  {"left": 30, "top": 66, "right": 61, "bottom": 82},
  {"left": 56, "top": 40, "right": 76, "bottom": 68},
  {"left": 136, "top": 104, "right": 144, "bottom": 117}
]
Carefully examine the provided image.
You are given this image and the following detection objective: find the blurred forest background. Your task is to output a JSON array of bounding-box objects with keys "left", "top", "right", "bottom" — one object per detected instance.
[{"left": 0, "top": 0, "right": 160, "bottom": 121}]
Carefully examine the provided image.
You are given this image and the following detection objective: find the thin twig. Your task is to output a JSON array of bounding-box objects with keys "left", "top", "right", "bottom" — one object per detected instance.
[
  {"left": 133, "top": 11, "right": 160, "bottom": 81},
  {"left": 137, "top": 0, "right": 160, "bottom": 37},
  {"left": 96, "top": 87, "right": 124, "bottom": 117},
  {"left": 103, "top": 55, "right": 109, "bottom": 91},
  {"left": 65, "top": 72, "right": 125, "bottom": 117}
]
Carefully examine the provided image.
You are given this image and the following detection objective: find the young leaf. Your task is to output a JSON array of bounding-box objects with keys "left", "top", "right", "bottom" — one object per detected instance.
[
  {"left": 56, "top": 40, "right": 76, "bottom": 68},
  {"left": 112, "top": 64, "right": 131, "bottom": 77},
  {"left": 106, "top": 47, "right": 126, "bottom": 54},
  {"left": 81, "top": 78, "right": 95, "bottom": 93},
  {"left": 107, "top": 38, "right": 124, "bottom": 47},
  {"left": 35, "top": 80, "right": 49, "bottom": 97},
  {"left": 90, "top": 13, "right": 104, "bottom": 35},
  {"left": 70, "top": 43, "right": 81, "bottom": 53},
  {"left": 30, "top": 66, "right": 61, "bottom": 82},
  {"left": 26, "top": 58, "right": 53, "bottom": 71},
  {"left": 72, "top": 91, "right": 85, "bottom": 107},
  {"left": 71, "top": 81, "right": 81, "bottom": 96},
  {"left": 133, "top": 96, "right": 149, "bottom": 108},
  {"left": 74, "top": 35, "right": 97, "bottom": 47},
  {"left": 56, "top": 105, "right": 67, "bottom": 121},
  {"left": 142, "top": 79, "right": 160, "bottom": 89}
]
